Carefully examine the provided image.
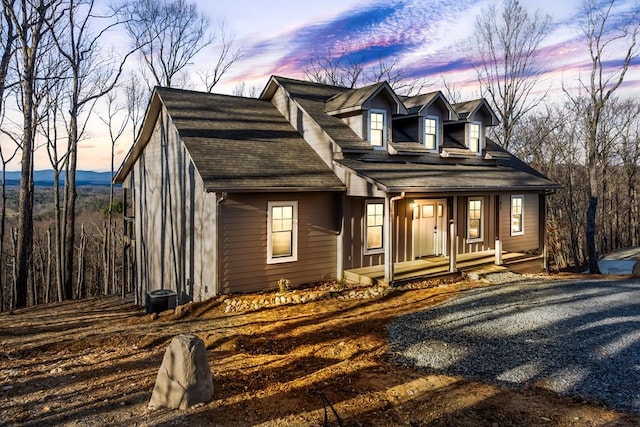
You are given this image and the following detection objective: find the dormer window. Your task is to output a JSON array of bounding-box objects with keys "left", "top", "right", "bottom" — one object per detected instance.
[
  {"left": 369, "top": 110, "right": 386, "bottom": 148},
  {"left": 468, "top": 122, "right": 482, "bottom": 153},
  {"left": 424, "top": 116, "right": 438, "bottom": 151}
]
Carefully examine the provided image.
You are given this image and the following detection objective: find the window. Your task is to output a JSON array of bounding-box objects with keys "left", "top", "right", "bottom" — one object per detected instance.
[
  {"left": 424, "top": 117, "right": 438, "bottom": 150},
  {"left": 369, "top": 110, "right": 386, "bottom": 147},
  {"left": 267, "top": 201, "right": 298, "bottom": 264},
  {"left": 468, "top": 122, "right": 481, "bottom": 153},
  {"left": 511, "top": 195, "right": 524, "bottom": 236},
  {"left": 467, "top": 198, "right": 483, "bottom": 242},
  {"left": 365, "top": 200, "right": 384, "bottom": 252}
]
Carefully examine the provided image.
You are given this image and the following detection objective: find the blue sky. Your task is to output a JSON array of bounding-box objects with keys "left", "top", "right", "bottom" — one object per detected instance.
[
  {"left": 9, "top": 0, "right": 639, "bottom": 171},
  {"left": 205, "top": 0, "right": 640, "bottom": 97}
]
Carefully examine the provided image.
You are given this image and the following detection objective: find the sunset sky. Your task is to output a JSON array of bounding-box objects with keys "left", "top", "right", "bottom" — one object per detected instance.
[{"left": 9, "top": 0, "right": 640, "bottom": 172}]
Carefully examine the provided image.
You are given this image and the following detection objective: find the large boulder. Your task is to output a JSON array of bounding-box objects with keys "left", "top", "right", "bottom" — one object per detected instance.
[{"left": 148, "top": 333, "right": 213, "bottom": 410}]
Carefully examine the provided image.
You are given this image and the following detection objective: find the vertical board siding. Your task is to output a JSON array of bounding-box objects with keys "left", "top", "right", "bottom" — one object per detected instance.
[
  {"left": 132, "top": 107, "right": 216, "bottom": 304},
  {"left": 220, "top": 192, "right": 339, "bottom": 294},
  {"left": 500, "top": 193, "right": 540, "bottom": 253}
]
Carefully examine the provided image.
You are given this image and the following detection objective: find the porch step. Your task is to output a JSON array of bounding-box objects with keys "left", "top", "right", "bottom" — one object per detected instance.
[
  {"left": 462, "top": 264, "right": 508, "bottom": 280},
  {"left": 343, "top": 250, "right": 539, "bottom": 286}
]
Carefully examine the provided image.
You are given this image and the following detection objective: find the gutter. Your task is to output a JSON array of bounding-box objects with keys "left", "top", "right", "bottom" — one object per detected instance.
[{"left": 214, "top": 192, "right": 227, "bottom": 296}]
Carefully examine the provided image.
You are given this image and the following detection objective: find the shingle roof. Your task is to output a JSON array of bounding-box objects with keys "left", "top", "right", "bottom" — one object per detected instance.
[
  {"left": 452, "top": 99, "right": 484, "bottom": 120},
  {"left": 400, "top": 91, "right": 441, "bottom": 114},
  {"left": 156, "top": 87, "right": 345, "bottom": 191},
  {"left": 334, "top": 137, "right": 559, "bottom": 192},
  {"left": 271, "top": 77, "right": 372, "bottom": 151},
  {"left": 337, "top": 158, "right": 559, "bottom": 192},
  {"left": 324, "top": 81, "right": 386, "bottom": 114}
]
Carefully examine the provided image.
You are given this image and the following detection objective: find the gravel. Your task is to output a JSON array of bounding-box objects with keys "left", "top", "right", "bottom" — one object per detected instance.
[{"left": 388, "top": 277, "right": 640, "bottom": 414}]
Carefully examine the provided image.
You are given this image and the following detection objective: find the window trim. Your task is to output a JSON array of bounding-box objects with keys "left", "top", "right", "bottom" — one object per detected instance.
[
  {"left": 368, "top": 109, "right": 387, "bottom": 149},
  {"left": 364, "top": 199, "right": 385, "bottom": 255},
  {"left": 267, "top": 201, "right": 298, "bottom": 264},
  {"left": 467, "top": 197, "right": 484, "bottom": 243},
  {"left": 510, "top": 195, "right": 525, "bottom": 236},
  {"left": 468, "top": 122, "right": 482, "bottom": 155},
  {"left": 423, "top": 115, "right": 439, "bottom": 151}
]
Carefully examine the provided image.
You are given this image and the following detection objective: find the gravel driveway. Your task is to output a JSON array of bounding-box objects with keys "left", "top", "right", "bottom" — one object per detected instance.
[{"left": 389, "top": 277, "right": 640, "bottom": 414}]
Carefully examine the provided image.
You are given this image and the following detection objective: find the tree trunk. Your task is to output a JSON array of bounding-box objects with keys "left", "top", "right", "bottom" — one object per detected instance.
[
  {"left": 63, "top": 111, "right": 78, "bottom": 300},
  {"left": 587, "top": 197, "right": 599, "bottom": 273}
]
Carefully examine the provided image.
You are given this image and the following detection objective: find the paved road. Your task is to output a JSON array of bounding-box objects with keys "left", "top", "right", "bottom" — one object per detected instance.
[{"left": 389, "top": 277, "right": 640, "bottom": 414}]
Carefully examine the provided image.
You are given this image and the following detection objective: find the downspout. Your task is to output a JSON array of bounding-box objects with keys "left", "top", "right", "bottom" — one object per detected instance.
[
  {"left": 215, "top": 192, "right": 227, "bottom": 295},
  {"left": 384, "top": 192, "right": 405, "bottom": 285}
]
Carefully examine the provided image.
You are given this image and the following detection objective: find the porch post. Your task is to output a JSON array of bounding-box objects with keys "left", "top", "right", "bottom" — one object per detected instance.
[
  {"left": 449, "top": 196, "right": 457, "bottom": 272},
  {"left": 336, "top": 196, "right": 345, "bottom": 282},
  {"left": 539, "top": 193, "right": 548, "bottom": 271},
  {"left": 495, "top": 195, "right": 502, "bottom": 265},
  {"left": 384, "top": 195, "right": 393, "bottom": 284},
  {"left": 449, "top": 219, "right": 457, "bottom": 272}
]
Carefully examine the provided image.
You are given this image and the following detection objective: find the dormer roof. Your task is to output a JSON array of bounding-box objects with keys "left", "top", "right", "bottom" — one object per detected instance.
[
  {"left": 401, "top": 91, "right": 456, "bottom": 119},
  {"left": 324, "top": 81, "right": 407, "bottom": 115},
  {"left": 452, "top": 98, "right": 499, "bottom": 125}
]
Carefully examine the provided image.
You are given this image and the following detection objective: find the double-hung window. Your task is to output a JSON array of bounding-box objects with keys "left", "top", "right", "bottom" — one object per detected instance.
[
  {"left": 424, "top": 116, "right": 438, "bottom": 150},
  {"left": 511, "top": 195, "right": 524, "bottom": 236},
  {"left": 365, "top": 200, "right": 384, "bottom": 253},
  {"left": 467, "top": 198, "right": 483, "bottom": 242},
  {"left": 369, "top": 110, "right": 386, "bottom": 148},
  {"left": 267, "top": 201, "right": 298, "bottom": 264},
  {"left": 468, "top": 122, "right": 481, "bottom": 153}
]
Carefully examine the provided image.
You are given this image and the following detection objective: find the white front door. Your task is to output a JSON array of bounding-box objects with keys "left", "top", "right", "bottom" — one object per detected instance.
[{"left": 414, "top": 200, "right": 447, "bottom": 258}]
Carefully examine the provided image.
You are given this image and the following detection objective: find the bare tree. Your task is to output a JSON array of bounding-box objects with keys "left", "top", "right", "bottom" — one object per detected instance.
[
  {"left": 303, "top": 46, "right": 365, "bottom": 88},
  {"left": 47, "top": 0, "right": 138, "bottom": 300},
  {"left": 98, "top": 90, "right": 127, "bottom": 295},
  {"left": 303, "top": 46, "right": 429, "bottom": 94},
  {"left": 39, "top": 48, "right": 69, "bottom": 302},
  {"left": 231, "top": 81, "right": 260, "bottom": 98},
  {"left": 3, "top": 0, "right": 62, "bottom": 307},
  {"left": 472, "top": 0, "right": 551, "bottom": 150},
  {"left": 118, "top": 0, "right": 212, "bottom": 88},
  {"left": 0, "top": 0, "right": 16, "bottom": 312},
  {"left": 565, "top": 0, "right": 639, "bottom": 273},
  {"left": 196, "top": 21, "right": 244, "bottom": 93}
]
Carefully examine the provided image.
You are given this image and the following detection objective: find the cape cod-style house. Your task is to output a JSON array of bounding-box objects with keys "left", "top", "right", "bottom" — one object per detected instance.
[{"left": 114, "top": 76, "right": 560, "bottom": 304}]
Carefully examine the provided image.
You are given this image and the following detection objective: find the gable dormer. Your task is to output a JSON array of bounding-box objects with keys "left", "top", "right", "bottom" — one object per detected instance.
[
  {"left": 451, "top": 99, "right": 499, "bottom": 156},
  {"left": 325, "top": 81, "right": 407, "bottom": 150},
  {"left": 398, "top": 91, "right": 456, "bottom": 153}
]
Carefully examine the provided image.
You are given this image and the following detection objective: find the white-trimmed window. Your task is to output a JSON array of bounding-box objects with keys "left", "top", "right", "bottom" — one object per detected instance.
[
  {"left": 511, "top": 195, "right": 524, "bottom": 236},
  {"left": 467, "top": 198, "right": 483, "bottom": 242},
  {"left": 468, "top": 122, "right": 481, "bottom": 153},
  {"left": 365, "top": 200, "right": 384, "bottom": 253},
  {"left": 267, "top": 201, "right": 298, "bottom": 264},
  {"left": 369, "top": 110, "right": 386, "bottom": 148},
  {"left": 424, "top": 116, "right": 438, "bottom": 150}
]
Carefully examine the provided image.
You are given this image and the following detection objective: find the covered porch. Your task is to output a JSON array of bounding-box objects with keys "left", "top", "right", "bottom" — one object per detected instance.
[{"left": 344, "top": 250, "right": 544, "bottom": 286}]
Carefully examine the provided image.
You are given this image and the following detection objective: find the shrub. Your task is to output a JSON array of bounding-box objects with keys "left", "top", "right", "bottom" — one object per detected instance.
[{"left": 277, "top": 277, "right": 291, "bottom": 293}]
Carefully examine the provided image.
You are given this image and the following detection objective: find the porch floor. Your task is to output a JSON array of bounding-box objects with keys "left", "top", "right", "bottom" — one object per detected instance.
[{"left": 344, "top": 250, "right": 542, "bottom": 286}]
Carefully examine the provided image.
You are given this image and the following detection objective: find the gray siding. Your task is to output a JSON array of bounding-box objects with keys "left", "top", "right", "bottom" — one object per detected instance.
[
  {"left": 500, "top": 193, "right": 540, "bottom": 253},
  {"left": 131, "top": 106, "right": 217, "bottom": 304},
  {"left": 220, "top": 192, "right": 340, "bottom": 293}
]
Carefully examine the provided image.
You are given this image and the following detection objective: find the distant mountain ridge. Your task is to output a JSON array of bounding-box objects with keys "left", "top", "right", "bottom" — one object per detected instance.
[{"left": 2, "top": 170, "right": 114, "bottom": 186}]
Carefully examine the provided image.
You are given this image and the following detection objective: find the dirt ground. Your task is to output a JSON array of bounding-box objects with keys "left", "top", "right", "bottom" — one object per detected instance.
[{"left": 1, "top": 275, "right": 639, "bottom": 426}]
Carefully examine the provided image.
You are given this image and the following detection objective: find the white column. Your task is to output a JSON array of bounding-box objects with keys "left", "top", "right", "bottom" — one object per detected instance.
[{"left": 383, "top": 195, "right": 393, "bottom": 284}]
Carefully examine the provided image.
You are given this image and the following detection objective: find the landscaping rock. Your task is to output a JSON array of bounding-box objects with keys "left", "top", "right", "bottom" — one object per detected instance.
[{"left": 148, "top": 334, "right": 213, "bottom": 410}]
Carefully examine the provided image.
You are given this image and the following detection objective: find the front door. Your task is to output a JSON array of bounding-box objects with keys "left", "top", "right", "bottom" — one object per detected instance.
[{"left": 414, "top": 200, "right": 446, "bottom": 258}]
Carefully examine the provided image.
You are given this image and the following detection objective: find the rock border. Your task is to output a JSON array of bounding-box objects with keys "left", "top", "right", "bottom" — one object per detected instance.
[{"left": 220, "top": 277, "right": 463, "bottom": 313}]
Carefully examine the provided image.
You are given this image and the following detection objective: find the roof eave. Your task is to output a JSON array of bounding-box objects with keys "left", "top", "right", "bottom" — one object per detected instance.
[
  {"left": 204, "top": 185, "right": 346, "bottom": 193},
  {"left": 114, "top": 89, "right": 163, "bottom": 183}
]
